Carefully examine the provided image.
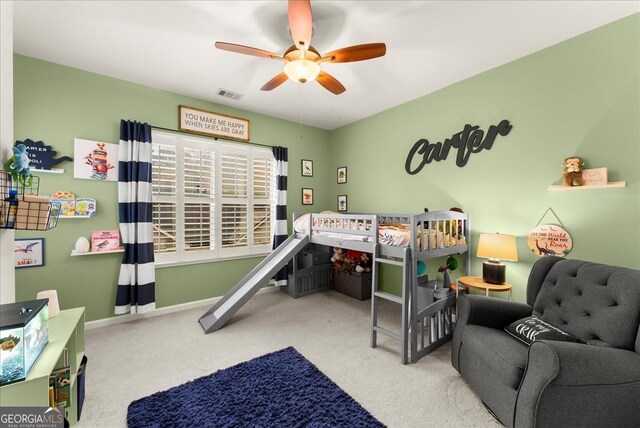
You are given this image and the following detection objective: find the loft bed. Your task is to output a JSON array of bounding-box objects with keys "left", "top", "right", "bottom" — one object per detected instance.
[{"left": 292, "top": 210, "right": 470, "bottom": 364}]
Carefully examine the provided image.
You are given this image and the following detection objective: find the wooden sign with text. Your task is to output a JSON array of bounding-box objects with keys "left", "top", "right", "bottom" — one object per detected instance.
[{"left": 179, "top": 105, "right": 250, "bottom": 142}]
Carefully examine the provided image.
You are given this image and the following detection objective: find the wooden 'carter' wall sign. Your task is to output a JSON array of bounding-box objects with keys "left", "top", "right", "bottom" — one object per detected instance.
[{"left": 405, "top": 119, "right": 512, "bottom": 174}]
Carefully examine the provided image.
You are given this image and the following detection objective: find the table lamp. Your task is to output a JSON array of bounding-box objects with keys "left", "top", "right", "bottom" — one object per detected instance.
[{"left": 476, "top": 233, "right": 518, "bottom": 284}]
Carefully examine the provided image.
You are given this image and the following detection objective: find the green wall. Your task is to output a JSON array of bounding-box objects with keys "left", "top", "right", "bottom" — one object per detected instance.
[
  {"left": 13, "top": 55, "right": 331, "bottom": 321},
  {"left": 329, "top": 14, "right": 640, "bottom": 298},
  {"left": 13, "top": 14, "right": 640, "bottom": 319}
]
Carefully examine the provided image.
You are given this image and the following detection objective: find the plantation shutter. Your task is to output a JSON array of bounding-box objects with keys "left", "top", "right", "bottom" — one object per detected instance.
[
  {"left": 183, "top": 146, "right": 215, "bottom": 253},
  {"left": 252, "top": 156, "right": 275, "bottom": 248},
  {"left": 150, "top": 129, "right": 276, "bottom": 264},
  {"left": 220, "top": 152, "right": 249, "bottom": 253},
  {"left": 152, "top": 141, "right": 177, "bottom": 256}
]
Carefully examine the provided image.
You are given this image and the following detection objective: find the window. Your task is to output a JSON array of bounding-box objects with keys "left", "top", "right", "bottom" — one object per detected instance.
[{"left": 151, "top": 130, "right": 276, "bottom": 264}]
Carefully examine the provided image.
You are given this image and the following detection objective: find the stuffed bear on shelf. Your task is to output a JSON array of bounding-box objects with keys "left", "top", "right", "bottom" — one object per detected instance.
[{"left": 562, "top": 156, "right": 584, "bottom": 187}]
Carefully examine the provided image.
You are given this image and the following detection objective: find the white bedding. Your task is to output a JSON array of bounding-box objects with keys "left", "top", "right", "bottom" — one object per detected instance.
[
  {"left": 294, "top": 213, "right": 373, "bottom": 243},
  {"left": 293, "top": 213, "right": 466, "bottom": 249}
]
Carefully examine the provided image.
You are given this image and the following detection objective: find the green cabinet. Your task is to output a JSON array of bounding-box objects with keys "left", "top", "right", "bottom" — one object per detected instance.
[{"left": 0, "top": 308, "right": 85, "bottom": 426}]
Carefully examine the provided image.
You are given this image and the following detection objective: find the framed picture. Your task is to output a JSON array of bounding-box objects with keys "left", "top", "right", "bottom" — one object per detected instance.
[
  {"left": 14, "top": 238, "right": 45, "bottom": 268},
  {"left": 302, "top": 188, "right": 313, "bottom": 205},
  {"left": 337, "top": 195, "right": 348, "bottom": 212},
  {"left": 301, "top": 159, "right": 313, "bottom": 177},
  {"left": 74, "top": 138, "right": 118, "bottom": 181},
  {"left": 337, "top": 166, "right": 347, "bottom": 184}
]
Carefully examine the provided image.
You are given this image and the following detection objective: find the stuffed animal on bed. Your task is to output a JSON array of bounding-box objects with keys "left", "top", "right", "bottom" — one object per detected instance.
[
  {"left": 562, "top": 156, "right": 584, "bottom": 187},
  {"left": 331, "top": 248, "right": 356, "bottom": 271},
  {"left": 355, "top": 252, "right": 372, "bottom": 273},
  {"left": 331, "top": 247, "right": 345, "bottom": 269},
  {"left": 449, "top": 207, "right": 464, "bottom": 238},
  {"left": 345, "top": 250, "right": 362, "bottom": 271},
  {"left": 332, "top": 248, "right": 370, "bottom": 272}
]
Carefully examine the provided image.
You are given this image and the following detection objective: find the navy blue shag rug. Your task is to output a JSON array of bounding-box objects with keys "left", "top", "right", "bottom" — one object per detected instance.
[{"left": 127, "top": 347, "right": 385, "bottom": 428}]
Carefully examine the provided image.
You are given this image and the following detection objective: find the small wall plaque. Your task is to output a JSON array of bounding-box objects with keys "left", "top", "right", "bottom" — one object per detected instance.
[
  {"left": 581, "top": 167, "right": 608, "bottom": 186},
  {"left": 527, "top": 224, "right": 573, "bottom": 257},
  {"left": 17, "top": 139, "right": 73, "bottom": 171}
]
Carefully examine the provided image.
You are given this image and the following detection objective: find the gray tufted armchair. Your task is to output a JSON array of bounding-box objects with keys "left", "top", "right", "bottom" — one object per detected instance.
[{"left": 452, "top": 256, "right": 640, "bottom": 428}]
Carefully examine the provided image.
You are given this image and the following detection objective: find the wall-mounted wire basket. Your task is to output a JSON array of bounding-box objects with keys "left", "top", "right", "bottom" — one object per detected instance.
[{"left": 0, "top": 170, "right": 59, "bottom": 230}]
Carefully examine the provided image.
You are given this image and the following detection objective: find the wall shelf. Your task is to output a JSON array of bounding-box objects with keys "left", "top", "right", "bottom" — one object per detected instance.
[
  {"left": 548, "top": 181, "right": 626, "bottom": 191},
  {"left": 71, "top": 248, "right": 124, "bottom": 256},
  {"left": 33, "top": 168, "right": 64, "bottom": 174}
]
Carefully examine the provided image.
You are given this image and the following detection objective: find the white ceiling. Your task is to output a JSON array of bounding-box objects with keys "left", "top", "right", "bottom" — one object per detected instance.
[{"left": 13, "top": 1, "right": 639, "bottom": 130}]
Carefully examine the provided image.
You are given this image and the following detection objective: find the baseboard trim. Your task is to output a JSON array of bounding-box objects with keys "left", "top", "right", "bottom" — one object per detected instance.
[{"left": 85, "top": 286, "right": 281, "bottom": 330}]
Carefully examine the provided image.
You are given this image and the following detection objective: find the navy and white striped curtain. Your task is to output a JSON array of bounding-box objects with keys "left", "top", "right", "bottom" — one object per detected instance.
[
  {"left": 115, "top": 120, "right": 155, "bottom": 314},
  {"left": 272, "top": 146, "right": 288, "bottom": 286}
]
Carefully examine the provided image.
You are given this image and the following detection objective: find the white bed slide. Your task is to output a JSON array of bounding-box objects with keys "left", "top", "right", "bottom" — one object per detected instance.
[{"left": 199, "top": 234, "right": 310, "bottom": 333}]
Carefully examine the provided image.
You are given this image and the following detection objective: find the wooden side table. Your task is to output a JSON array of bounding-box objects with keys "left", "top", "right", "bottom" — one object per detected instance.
[{"left": 456, "top": 276, "right": 513, "bottom": 300}]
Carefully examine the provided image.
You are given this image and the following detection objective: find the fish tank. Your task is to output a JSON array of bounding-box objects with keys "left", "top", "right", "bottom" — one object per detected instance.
[{"left": 0, "top": 299, "right": 49, "bottom": 386}]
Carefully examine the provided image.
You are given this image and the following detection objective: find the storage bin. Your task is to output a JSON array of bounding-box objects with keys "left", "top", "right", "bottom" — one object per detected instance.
[
  {"left": 331, "top": 267, "right": 372, "bottom": 300},
  {"left": 281, "top": 263, "right": 332, "bottom": 298},
  {"left": 77, "top": 355, "right": 87, "bottom": 421},
  {"left": 0, "top": 172, "right": 59, "bottom": 230},
  {"left": 297, "top": 246, "right": 332, "bottom": 269},
  {"left": 15, "top": 195, "right": 51, "bottom": 230}
]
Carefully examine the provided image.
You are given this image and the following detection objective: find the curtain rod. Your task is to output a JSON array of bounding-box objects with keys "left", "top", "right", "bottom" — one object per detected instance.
[{"left": 150, "top": 125, "right": 274, "bottom": 149}]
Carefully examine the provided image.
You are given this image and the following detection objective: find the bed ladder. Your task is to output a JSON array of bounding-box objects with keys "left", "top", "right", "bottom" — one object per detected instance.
[{"left": 370, "top": 245, "right": 412, "bottom": 364}]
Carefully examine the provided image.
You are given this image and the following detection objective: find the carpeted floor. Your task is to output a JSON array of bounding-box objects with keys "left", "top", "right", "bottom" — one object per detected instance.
[{"left": 81, "top": 289, "right": 501, "bottom": 428}]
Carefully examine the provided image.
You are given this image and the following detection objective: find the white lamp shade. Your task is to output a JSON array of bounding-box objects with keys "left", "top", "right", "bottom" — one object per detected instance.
[
  {"left": 284, "top": 59, "right": 320, "bottom": 83},
  {"left": 36, "top": 289, "right": 60, "bottom": 318},
  {"left": 477, "top": 233, "right": 518, "bottom": 261}
]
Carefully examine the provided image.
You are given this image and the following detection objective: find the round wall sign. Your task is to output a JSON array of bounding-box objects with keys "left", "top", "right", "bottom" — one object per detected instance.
[{"left": 527, "top": 224, "right": 572, "bottom": 257}]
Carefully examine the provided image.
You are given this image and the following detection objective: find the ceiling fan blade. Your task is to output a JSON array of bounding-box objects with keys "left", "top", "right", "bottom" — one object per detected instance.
[
  {"left": 322, "top": 43, "right": 387, "bottom": 63},
  {"left": 261, "top": 73, "right": 289, "bottom": 91},
  {"left": 316, "top": 71, "right": 346, "bottom": 95},
  {"left": 215, "top": 42, "right": 281, "bottom": 59},
  {"left": 288, "top": 0, "right": 313, "bottom": 49}
]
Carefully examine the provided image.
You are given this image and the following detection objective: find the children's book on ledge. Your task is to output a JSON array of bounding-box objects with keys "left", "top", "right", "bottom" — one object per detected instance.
[
  {"left": 91, "top": 230, "right": 120, "bottom": 252},
  {"left": 50, "top": 191, "right": 96, "bottom": 217}
]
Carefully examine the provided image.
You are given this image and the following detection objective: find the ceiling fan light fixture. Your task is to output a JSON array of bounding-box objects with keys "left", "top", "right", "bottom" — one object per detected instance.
[
  {"left": 284, "top": 59, "right": 320, "bottom": 83},
  {"left": 215, "top": 1, "right": 386, "bottom": 94}
]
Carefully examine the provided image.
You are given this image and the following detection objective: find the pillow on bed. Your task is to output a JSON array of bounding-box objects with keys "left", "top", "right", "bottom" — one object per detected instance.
[
  {"left": 379, "top": 221, "right": 409, "bottom": 230},
  {"left": 504, "top": 316, "right": 585, "bottom": 345},
  {"left": 293, "top": 213, "right": 311, "bottom": 234}
]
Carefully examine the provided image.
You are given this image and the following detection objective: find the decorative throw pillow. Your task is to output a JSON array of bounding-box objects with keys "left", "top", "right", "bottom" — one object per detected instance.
[{"left": 504, "top": 316, "right": 586, "bottom": 345}]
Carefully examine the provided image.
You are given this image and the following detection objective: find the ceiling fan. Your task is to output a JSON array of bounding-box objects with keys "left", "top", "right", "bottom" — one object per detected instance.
[{"left": 215, "top": 0, "right": 386, "bottom": 95}]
